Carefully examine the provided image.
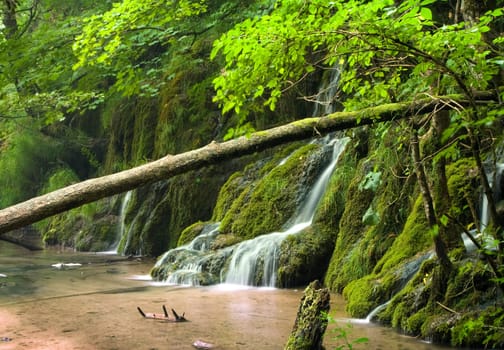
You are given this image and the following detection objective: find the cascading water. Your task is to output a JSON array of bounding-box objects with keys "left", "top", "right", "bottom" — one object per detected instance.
[
  {"left": 360, "top": 251, "right": 434, "bottom": 323},
  {"left": 117, "top": 191, "right": 132, "bottom": 246},
  {"left": 152, "top": 223, "right": 225, "bottom": 285},
  {"left": 224, "top": 136, "right": 349, "bottom": 286},
  {"left": 153, "top": 61, "right": 346, "bottom": 287},
  {"left": 102, "top": 190, "right": 132, "bottom": 254},
  {"left": 462, "top": 163, "right": 504, "bottom": 252},
  {"left": 152, "top": 136, "right": 349, "bottom": 287},
  {"left": 312, "top": 65, "right": 342, "bottom": 117}
]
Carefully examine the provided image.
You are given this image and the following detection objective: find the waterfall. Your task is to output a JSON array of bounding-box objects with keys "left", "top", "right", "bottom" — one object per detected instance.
[
  {"left": 462, "top": 163, "right": 504, "bottom": 252},
  {"left": 152, "top": 223, "right": 226, "bottom": 285},
  {"left": 224, "top": 137, "right": 349, "bottom": 287},
  {"left": 365, "top": 300, "right": 391, "bottom": 323},
  {"left": 312, "top": 65, "right": 342, "bottom": 117},
  {"left": 149, "top": 137, "right": 349, "bottom": 287},
  {"left": 112, "top": 191, "right": 133, "bottom": 253},
  {"left": 101, "top": 191, "right": 132, "bottom": 254}
]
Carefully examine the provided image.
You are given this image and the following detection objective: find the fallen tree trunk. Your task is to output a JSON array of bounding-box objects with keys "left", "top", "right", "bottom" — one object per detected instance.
[{"left": 0, "top": 92, "right": 498, "bottom": 235}]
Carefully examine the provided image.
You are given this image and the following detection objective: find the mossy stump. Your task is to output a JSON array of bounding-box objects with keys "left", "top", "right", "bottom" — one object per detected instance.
[{"left": 285, "top": 280, "right": 330, "bottom": 350}]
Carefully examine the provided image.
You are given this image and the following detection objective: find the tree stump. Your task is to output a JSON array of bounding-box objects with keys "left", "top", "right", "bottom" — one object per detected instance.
[{"left": 284, "top": 280, "right": 330, "bottom": 350}]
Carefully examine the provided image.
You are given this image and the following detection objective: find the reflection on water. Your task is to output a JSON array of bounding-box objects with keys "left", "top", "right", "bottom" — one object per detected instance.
[
  {"left": 0, "top": 241, "right": 154, "bottom": 304},
  {"left": 0, "top": 241, "right": 455, "bottom": 349}
]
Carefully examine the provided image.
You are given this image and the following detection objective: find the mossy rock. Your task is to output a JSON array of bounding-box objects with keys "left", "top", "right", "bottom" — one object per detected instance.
[
  {"left": 177, "top": 221, "right": 206, "bottom": 246},
  {"left": 343, "top": 276, "right": 386, "bottom": 318},
  {"left": 373, "top": 195, "right": 432, "bottom": 274},
  {"left": 219, "top": 143, "right": 323, "bottom": 240},
  {"left": 405, "top": 309, "right": 428, "bottom": 335},
  {"left": 277, "top": 225, "right": 335, "bottom": 288},
  {"left": 446, "top": 158, "right": 479, "bottom": 226},
  {"left": 324, "top": 158, "right": 376, "bottom": 292},
  {"left": 284, "top": 280, "right": 330, "bottom": 350},
  {"left": 75, "top": 215, "right": 119, "bottom": 251},
  {"left": 445, "top": 259, "right": 497, "bottom": 311},
  {"left": 210, "top": 233, "right": 242, "bottom": 249},
  {"left": 450, "top": 306, "right": 504, "bottom": 349},
  {"left": 421, "top": 313, "right": 460, "bottom": 345}
]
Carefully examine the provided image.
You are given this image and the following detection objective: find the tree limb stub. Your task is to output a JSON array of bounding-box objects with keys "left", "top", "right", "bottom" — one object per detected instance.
[{"left": 0, "top": 92, "right": 499, "bottom": 235}]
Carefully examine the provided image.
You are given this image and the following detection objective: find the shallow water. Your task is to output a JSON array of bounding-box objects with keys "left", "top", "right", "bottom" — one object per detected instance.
[{"left": 0, "top": 242, "right": 457, "bottom": 349}]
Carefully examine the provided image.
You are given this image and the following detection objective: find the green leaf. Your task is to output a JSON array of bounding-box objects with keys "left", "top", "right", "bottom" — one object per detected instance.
[
  {"left": 440, "top": 215, "right": 449, "bottom": 227},
  {"left": 419, "top": 7, "right": 432, "bottom": 21}
]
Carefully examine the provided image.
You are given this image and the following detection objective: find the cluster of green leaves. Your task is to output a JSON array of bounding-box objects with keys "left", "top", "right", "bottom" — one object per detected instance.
[
  {"left": 0, "top": 131, "right": 62, "bottom": 207},
  {"left": 211, "top": 0, "right": 503, "bottom": 118},
  {"left": 0, "top": 0, "right": 110, "bottom": 206},
  {"left": 72, "top": 0, "right": 208, "bottom": 96},
  {"left": 325, "top": 313, "right": 368, "bottom": 350},
  {"left": 0, "top": 0, "right": 107, "bottom": 126}
]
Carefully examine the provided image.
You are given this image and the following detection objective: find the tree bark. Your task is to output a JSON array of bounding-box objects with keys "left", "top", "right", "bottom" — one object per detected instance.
[
  {"left": 284, "top": 280, "right": 330, "bottom": 350},
  {"left": 1, "top": 0, "right": 18, "bottom": 38},
  {"left": 0, "top": 92, "right": 498, "bottom": 236},
  {"left": 411, "top": 127, "right": 453, "bottom": 303}
]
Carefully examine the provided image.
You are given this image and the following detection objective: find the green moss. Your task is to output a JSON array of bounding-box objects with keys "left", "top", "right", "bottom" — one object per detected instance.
[
  {"left": 178, "top": 221, "right": 206, "bottom": 246},
  {"left": 211, "top": 233, "right": 242, "bottom": 249},
  {"left": 219, "top": 143, "right": 320, "bottom": 239},
  {"left": 405, "top": 309, "right": 428, "bottom": 334},
  {"left": 451, "top": 307, "right": 504, "bottom": 349},
  {"left": 277, "top": 225, "right": 335, "bottom": 287},
  {"left": 373, "top": 195, "right": 432, "bottom": 274},
  {"left": 211, "top": 171, "right": 246, "bottom": 222},
  {"left": 343, "top": 276, "right": 386, "bottom": 318},
  {"left": 313, "top": 162, "right": 354, "bottom": 229},
  {"left": 324, "top": 159, "right": 376, "bottom": 292},
  {"left": 444, "top": 259, "right": 496, "bottom": 311},
  {"left": 211, "top": 145, "right": 299, "bottom": 223}
]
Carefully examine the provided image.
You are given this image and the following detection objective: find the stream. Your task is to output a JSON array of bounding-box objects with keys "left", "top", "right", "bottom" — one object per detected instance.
[{"left": 0, "top": 241, "right": 460, "bottom": 350}]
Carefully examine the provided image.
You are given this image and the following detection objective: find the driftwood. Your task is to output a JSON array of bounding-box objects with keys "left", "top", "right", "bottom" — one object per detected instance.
[
  {"left": 137, "top": 305, "right": 187, "bottom": 322},
  {"left": 285, "top": 280, "right": 331, "bottom": 350},
  {"left": 0, "top": 91, "right": 498, "bottom": 236}
]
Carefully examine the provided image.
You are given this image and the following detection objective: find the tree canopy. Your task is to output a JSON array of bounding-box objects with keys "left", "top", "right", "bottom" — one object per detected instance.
[{"left": 211, "top": 0, "right": 503, "bottom": 119}]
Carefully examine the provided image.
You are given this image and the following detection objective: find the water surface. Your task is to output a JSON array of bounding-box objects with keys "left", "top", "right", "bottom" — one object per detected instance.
[{"left": 0, "top": 242, "right": 455, "bottom": 349}]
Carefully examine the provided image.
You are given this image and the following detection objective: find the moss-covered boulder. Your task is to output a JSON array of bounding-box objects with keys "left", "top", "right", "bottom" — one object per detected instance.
[
  {"left": 341, "top": 191, "right": 435, "bottom": 317},
  {"left": 218, "top": 142, "right": 328, "bottom": 240},
  {"left": 277, "top": 225, "right": 336, "bottom": 288}
]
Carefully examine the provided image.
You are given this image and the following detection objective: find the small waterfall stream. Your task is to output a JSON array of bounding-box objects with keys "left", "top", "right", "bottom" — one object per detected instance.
[
  {"left": 115, "top": 190, "right": 132, "bottom": 250},
  {"left": 462, "top": 163, "right": 504, "bottom": 252},
  {"left": 153, "top": 61, "right": 347, "bottom": 287},
  {"left": 355, "top": 251, "right": 434, "bottom": 324},
  {"left": 153, "top": 223, "right": 223, "bottom": 285},
  {"left": 224, "top": 137, "right": 349, "bottom": 286},
  {"left": 153, "top": 136, "right": 349, "bottom": 287}
]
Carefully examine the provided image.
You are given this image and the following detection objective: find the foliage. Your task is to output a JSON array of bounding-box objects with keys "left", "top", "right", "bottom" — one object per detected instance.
[
  {"left": 211, "top": 0, "right": 502, "bottom": 122},
  {"left": 451, "top": 307, "right": 504, "bottom": 348},
  {"left": 72, "top": 0, "right": 207, "bottom": 96},
  {"left": 326, "top": 314, "right": 369, "bottom": 350},
  {"left": 72, "top": 0, "right": 275, "bottom": 99},
  {"left": 0, "top": 0, "right": 106, "bottom": 125},
  {"left": 0, "top": 130, "right": 62, "bottom": 207}
]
